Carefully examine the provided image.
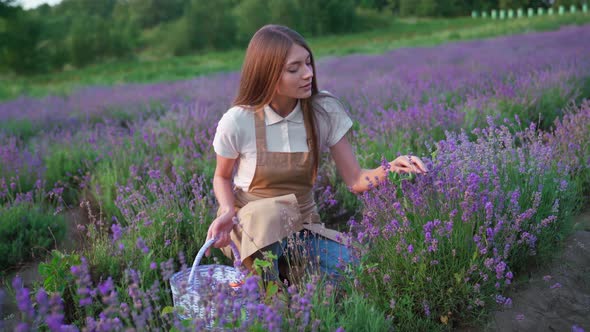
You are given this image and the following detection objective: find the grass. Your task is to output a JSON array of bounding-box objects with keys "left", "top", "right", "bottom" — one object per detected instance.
[{"left": 1, "top": 13, "right": 589, "bottom": 101}]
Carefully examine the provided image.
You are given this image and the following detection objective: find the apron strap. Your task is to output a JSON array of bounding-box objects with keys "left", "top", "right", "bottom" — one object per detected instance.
[{"left": 254, "top": 108, "right": 267, "bottom": 166}]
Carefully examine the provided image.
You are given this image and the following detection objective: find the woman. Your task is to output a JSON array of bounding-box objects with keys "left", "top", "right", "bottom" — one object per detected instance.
[{"left": 207, "top": 25, "right": 427, "bottom": 281}]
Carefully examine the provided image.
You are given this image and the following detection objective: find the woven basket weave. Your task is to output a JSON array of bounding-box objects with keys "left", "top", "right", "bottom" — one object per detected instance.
[{"left": 170, "top": 238, "right": 249, "bottom": 323}]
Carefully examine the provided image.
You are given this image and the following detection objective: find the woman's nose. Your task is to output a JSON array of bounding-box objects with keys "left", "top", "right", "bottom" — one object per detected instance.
[{"left": 303, "top": 65, "right": 313, "bottom": 79}]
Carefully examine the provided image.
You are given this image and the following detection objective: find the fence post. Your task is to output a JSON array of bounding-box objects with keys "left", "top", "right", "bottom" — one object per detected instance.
[
  {"left": 482, "top": 11, "right": 488, "bottom": 18},
  {"left": 491, "top": 9, "right": 497, "bottom": 19},
  {"left": 499, "top": 9, "right": 506, "bottom": 19},
  {"left": 548, "top": 7, "right": 554, "bottom": 15},
  {"left": 559, "top": 5, "right": 565, "bottom": 15},
  {"left": 583, "top": 4, "right": 588, "bottom": 13},
  {"left": 508, "top": 9, "right": 514, "bottom": 18},
  {"left": 527, "top": 7, "right": 534, "bottom": 17},
  {"left": 517, "top": 8, "right": 524, "bottom": 18},
  {"left": 570, "top": 5, "right": 577, "bottom": 13},
  {"left": 471, "top": 10, "right": 478, "bottom": 18},
  {"left": 537, "top": 7, "right": 544, "bottom": 15}
]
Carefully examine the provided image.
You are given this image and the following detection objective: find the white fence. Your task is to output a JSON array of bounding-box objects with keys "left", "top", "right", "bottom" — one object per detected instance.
[{"left": 472, "top": 4, "right": 588, "bottom": 19}]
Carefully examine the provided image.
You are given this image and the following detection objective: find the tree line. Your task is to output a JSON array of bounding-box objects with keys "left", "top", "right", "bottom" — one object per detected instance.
[
  {"left": 360, "top": 0, "right": 584, "bottom": 16},
  {"left": 0, "top": 0, "right": 585, "bottom": 75}
]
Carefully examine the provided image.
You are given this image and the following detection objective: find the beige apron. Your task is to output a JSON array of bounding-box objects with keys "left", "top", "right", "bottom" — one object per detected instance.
[{"left": 220, "top": 105, "right": 344, "bottom": 265}]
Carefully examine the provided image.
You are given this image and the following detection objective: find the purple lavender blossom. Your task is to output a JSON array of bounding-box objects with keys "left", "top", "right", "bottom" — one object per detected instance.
[
  {"left": 571, "top": 325, "right": 585, "bottom": 332},
  {"left": 136, "top": 237, "right": 150, "bottom": 254},
  {"left": 12, "top": 276, "right": 34, "bottom": 318}
]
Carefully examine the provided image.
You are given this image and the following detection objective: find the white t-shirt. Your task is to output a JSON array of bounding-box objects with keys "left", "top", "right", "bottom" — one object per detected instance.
[{"left": 213, "top": 94, "right": 353, "bottom": 191}]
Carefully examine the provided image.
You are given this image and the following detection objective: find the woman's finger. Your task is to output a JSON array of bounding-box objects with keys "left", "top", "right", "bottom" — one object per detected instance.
[
  {"left": 403, "top": 157, "right": 418, "bottom": 173},
  {"left": 214, "top": 235, "right": 223, "bottom": 248},
  {"left": 215, "top": 232, "right": 228, "bottom": 248},
  {"left": 395, "top": 158, "right": 409, "bottom": 169},
  {"left": 412, "top": 159, "right": 428, "bottom": 173},
  {"left": 409, "top": 161, "right": 422, "bottom": 173},
  {"left": 205, "top": 229, "right": 214, "bottom": 256}
]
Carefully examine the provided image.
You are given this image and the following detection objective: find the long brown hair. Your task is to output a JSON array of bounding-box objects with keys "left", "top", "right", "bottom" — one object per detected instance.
[{"left": 233, "top": 24, "right": 326, "bottom": 181}]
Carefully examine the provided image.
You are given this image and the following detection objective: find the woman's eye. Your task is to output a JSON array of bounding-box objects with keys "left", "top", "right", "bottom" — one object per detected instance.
[{"left": 288, "top": 68, "right": 297, "bottom": 73}]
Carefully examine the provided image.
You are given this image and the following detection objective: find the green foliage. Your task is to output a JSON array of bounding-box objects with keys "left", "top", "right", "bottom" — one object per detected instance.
[
  {"left": 319, "top": 0, "right": 358, "bottom": 34},
  {"left": 0, "top": 203, "right": 65, "bottom": 272},
  {"left": 68, "top": 16, "right": 100, "bottom": 67},
  {"left": 176, "top": 0, "right": 237, "bottom": 53},
  {"left": 268, "top": 0, "right": 301, "bottom": 31},
  {"left": 0, "top": 9, "right": 45, "bottom": 74},
  {"left": 338, "top": 292, "right": 395, "bottom": 331},
  {"left": 85, "top": 166, "right": 213, "bottom": 286},
  {"left": 0, "top": 0, "right": 19, "bottom": 16},
  {"left": 354, "top": 7, "right": 399, "bottom": 31},
  {"left": 2, "top": 0, "right": 359, "bottom": 74},
  {"left": 296, "top": 0, "right": 358, "bottom": 35},
  {"left": 0, "top": 119, "right": 35, "bottom": 141},
  {"left": 88, "top": 147, "right": 138, "bottom": 220},
  {"left": 110, "top": 17, "right": 141, "bottom": 58},
  {"left": 44, "top": 144, "right": 99, "bottom": 204},
  {"left": 252, "top": 254, "right": 282, "bottom": 302},
  {"left": 233, "top": 0, "right": 271, "bottom": 45},
  {"left": 499, "top": 0, "right": 530, "bottom": 9},
  {"left": 58, "top": 0, "right": 117, "bottom": 18},
  {"left": 501, "top": 159, "right": 578, "bottom": 271},
  {"left": 553, "top": 0, "right": 587, "bottom": 6},
  {"left": 398, "top": 0, "right": 467, "bottom": 17},
  {"left": 494, "top": 87, "right": 573, "bottom": 132},
  {"left": 37, "top": 249, "right": 86, "bottom": 325},
  {"left": 84, "top": 224, "right": 125, "bottom": 283},
  {"left": 416, "top": 0, "right": 438, "bottom": 17},
  {"left": 38, "top": 250, "right": 81, "bottom": 293},
  {"left": 304, "top": 277, "right": 393, "bottom": 331},
  {"left": 358, "top": 0, "right": 398, "bottom": 11},
  {"left": 68, "top": 14, "right": 136, "bottom": 68},
  {"left": 127, "top": 0, "right": 185, "bottom": 29}
]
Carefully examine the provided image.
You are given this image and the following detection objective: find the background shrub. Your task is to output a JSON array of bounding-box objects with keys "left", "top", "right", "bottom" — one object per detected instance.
[{"left": 0, "top": 203, "right": 65, "bottom": 272}]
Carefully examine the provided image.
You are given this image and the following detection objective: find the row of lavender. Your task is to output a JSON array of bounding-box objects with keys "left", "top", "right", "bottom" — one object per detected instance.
[
  {"left": 1, "top": 25, "right": 588, "bottom": 139},
  {"left": 1, "top": 25, "right": 590, "bottom": 330}
]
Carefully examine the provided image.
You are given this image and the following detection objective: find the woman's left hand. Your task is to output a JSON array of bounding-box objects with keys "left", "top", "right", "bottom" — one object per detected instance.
[{"left": 389, "top": 155, "right": 428, "bottom": 174}]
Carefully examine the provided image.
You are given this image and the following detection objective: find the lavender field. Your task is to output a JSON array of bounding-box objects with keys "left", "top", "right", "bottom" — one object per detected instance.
[{"left": 1, "top": 24, "right": 590, "bottom": 331}]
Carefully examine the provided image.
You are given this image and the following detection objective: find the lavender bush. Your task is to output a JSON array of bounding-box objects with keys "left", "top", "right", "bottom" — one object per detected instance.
[{"left": 351, "top": 113, "right": 584, "bottom": 329}]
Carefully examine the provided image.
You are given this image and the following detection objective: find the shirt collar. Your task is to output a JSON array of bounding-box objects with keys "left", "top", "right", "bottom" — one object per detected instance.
[{"left": 263, "top": 100, "right": 303, "bottom": 126}]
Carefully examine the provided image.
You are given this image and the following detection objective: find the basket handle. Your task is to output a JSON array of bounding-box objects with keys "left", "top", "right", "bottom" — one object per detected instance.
[{"left": 188, "top": 238, "right": 241, "bottom": 285}]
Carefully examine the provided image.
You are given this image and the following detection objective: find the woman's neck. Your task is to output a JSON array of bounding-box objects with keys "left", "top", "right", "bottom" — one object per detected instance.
[{"left": 269, "top": 95, "right": 297, "bottom": 117}]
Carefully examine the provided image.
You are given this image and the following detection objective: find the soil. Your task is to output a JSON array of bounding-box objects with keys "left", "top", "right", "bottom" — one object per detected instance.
[
  {"left": 461, "top": 210, "right": 590, "bottom": 332},
  {"left": 0, "top": 208, "right": 89, "bottom": 331}
]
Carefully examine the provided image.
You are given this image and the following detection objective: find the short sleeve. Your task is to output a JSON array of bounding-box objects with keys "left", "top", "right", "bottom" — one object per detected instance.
[
  {"left": 318, "top": 95, "right": 353, "bottom": 148},
  {"left": 212, "top": 111, "right": 240, "bottom": 159}
]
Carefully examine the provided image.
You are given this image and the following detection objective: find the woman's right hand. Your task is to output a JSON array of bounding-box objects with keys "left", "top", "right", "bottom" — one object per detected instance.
[
  {"left": 205, "top": 212, "right": 235, "bottom": 256},
  {"left": 390, "top": 155, "right": 428, "bottom": 174}
]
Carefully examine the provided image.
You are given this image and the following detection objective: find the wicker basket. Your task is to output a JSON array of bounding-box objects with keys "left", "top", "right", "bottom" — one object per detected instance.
[{"left": 170, "top": 238, "right": 250, "bottom": 324}]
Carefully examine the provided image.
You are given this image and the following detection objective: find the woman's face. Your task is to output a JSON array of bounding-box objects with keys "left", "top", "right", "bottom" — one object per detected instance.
[{"left": 275, "top": 44, "right": 314, "bottom": 100}]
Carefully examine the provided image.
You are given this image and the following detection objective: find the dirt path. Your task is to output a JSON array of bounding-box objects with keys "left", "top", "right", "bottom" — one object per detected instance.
[
  {"left": 474, "top": 210, "right": 590, "bottom": 332},
  {"left": 1, "top": 208, "right": 87, "bottom": 331}
]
